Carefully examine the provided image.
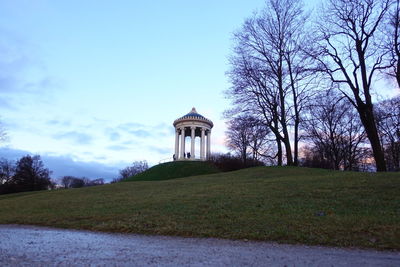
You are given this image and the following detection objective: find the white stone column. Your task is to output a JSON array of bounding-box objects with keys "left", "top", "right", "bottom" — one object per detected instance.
[
  {"left": 206, "top": 130, "right": 211, "bottom": 160},
  {"left": 200, "top": 128, "right": 205, "bottom": 160},
  {"left": 180, "top": 127, "right": 185, "bottom": 159},
  {"left": 174, "top": 129, "right": 179, "bottom": 160},
  {"left": 190, "top": 126, "right": 195, "bottom": 160}
]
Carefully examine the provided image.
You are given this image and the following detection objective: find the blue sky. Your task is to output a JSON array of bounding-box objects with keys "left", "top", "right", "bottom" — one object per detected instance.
[{"left": 1, "top": 0, "right": 275, "bottom": 180}]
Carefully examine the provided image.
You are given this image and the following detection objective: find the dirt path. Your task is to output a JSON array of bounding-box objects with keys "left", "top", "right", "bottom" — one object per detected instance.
[{"left": 0, "top": 225, "right": 399, "bottom": 266}]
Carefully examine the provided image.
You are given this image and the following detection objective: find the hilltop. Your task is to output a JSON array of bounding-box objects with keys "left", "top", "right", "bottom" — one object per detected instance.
[{"left": 123, "top": 161, "right": 221, "bottom": 181}]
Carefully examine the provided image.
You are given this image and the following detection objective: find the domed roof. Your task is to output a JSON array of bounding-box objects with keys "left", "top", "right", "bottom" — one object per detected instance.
[
  {"left": 183, "top": 107, "right": 207, "bottom": 119},
  {"left": 173, "top": 107, "right": 213, "bottom": 128}
]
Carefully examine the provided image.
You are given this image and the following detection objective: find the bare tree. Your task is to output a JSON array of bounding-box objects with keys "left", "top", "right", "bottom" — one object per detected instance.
[
  {"left": 225, "top": 116, "right": 251, "bottom": 164},
  {"left": 60, "top": 176, "right": 86, "bottom": 188},
  {"left": 86, "top": 178, "right": 105, "bottom": 186},
  {"left": 303, "top": 90, "right": 368, "bottom": 170},
  {"left": 60, "top": 176, "right": 74, "bottom": 188},
  {"left": 376, "top": 96, "right": 400, "bottom": 170},
  {"left": 225, "top": 115, "right": 270, "bottom": 164},
  {"left": 313, "top": 0, "right": 391, "bottom": 171},
  {"left": 0, "top": 159, "right": 15, "bottom": 185},
  {"left": 225, "top": 67, "right": 285, "bottom": 166},
  {"left": 385, "top": 0, "right": 400, "bottom": 87},
  {"left": 247, "top": 117, "right": 271, "bottom": 161},
  {"left": 118, "top": 160, "right": 149, "bottom": 180},
  {"left": 69, "top": 177, "right": 85, "bottom": 188},
  {"left": 226, "top": 0, "right": 315, "bottom": 166},
  {"left": 60, "top": 176, "right": 105, "bottom": 188}
]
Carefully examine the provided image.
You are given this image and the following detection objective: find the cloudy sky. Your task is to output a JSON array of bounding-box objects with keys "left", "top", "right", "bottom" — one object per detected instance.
[{"left": 1, "top": 0, "right": 278, "bottom": 180}]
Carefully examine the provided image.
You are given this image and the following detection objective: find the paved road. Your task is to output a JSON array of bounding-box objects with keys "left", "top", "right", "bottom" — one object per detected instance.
[{"left": 0, "top": 225, "right": 399, "bottom": 266}]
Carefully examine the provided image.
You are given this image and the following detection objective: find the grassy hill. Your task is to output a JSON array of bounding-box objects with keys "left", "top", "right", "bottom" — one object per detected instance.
[
  {"left": 0, "top": 166, "right": 399, "bottom": 250},
  {"left": 123, "top": 161, "right": 221, "bottom": 181}
]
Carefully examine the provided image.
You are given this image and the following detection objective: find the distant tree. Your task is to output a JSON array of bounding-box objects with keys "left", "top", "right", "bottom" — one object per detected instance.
[
  {"left": 13, "top": 155, "right": 52, "bottom": 192},
  {"left": 70, "top": 177, "right": 85, "bottom": 188},
  {"left": 81, "top": 177, "right": 91, "bottom": 186},
  {"left": 118, "top": 161, "right": 149, "bottom": 180},
  {"left": 0, "top": 159, "right": 16, "bottom": 194},
  {"left": 208, "top": 153, "right": 264, "bottom": 172},
  {"left": 226, "top": 115, "right": 270, "bottom": 164},
  {"left": 87, "top": 178, "right": 105, "bottom": 186},
  {"left": 61, "top": 176, "right": 80, "bottom": 188},
  {"left": 60, "top": 176, "right": 105, "bottom": 188},
  {"left": 0, "top": 158, "right": 15, "bottom": 185},
  {"left": 60, "top": 176, "right": 75, "bottom": 188},
  {"left": 303, "top": 91, "right": 368, "bottom": 170},
  {"left": 225, "top": 116, "right": 251, "bottom": 165},
  {"left": 313, "top": 0, "right": 391, "bottom": 171},
  {"left": 300, "top": 145, "right": 334, "bottom": 169},
  {"left": 247, "top": 118, "right": 272, "bottom": 162}
]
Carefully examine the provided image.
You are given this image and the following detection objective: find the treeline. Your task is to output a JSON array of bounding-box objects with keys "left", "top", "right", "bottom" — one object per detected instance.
[
  {"left": 0, "top": 155, "right": 105, "bottom": 195},
  {"left": 112, "top": 160, "right": 149, "bottom": 183},
  {"left": 0, "top": 155, "right": 53, "bottom": 194},
  {"left": 209, "top": 153, "right": 264, "bottom": 172},
  {"left": 59, "top": 176, "right": 104, "bottom": 188},
  {"left": 225, "top": 0, "right": 400, "bottom": 172}
]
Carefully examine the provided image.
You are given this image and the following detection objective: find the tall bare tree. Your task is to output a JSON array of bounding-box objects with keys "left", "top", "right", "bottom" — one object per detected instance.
[
  {"left": 376, "top": 96, "right": 400, "bottom": 171},
  {"left": 226, "top": 40, "right": 284, "bottom": 165},
  {"left": 314, "top": 0, "right": 391, "bottom": 171},
  {"left": 385, "top": 0, "right": 400, "bottom": 87},
  {"left": 226, "top": 0, "right": 314, "bottom": 166}
]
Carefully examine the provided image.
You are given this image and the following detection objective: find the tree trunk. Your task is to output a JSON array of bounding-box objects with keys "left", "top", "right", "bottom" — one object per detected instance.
[
  {"left": 394, "top": 0, "right": 400, "bottom": 89},
  {"left": 278, "top": 63, "right": 293, "bottom": 166},
  {"left": 358, "top": 105, "right": 387, "bottom": 171},
  {"left": 354, "top": 38, "right": 387, "bottom": 171},
  {"left": 276, "top": 138, "right": 282, "bottom": 166},
  {"left": 286, "top": 53, "right": 300, "bottom": 166},
  {"left": 293, "top": 118, "right": 299, "bottom": 166},
  {"left": 394, "top": 142, "right": 400, "bottom": 171},
  {"left": 283, "top": 137, "right": 293, "bottom": 165},
  {"left": 396, "top": 59, "right": 400, "bottom": 89},
  {"left": 242, "top": 146, "right": 247, "bottom": 166}
]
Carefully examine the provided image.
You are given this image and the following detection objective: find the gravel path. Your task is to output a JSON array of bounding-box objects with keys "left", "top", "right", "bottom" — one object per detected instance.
[{"left": 0, "top": 225, "right": 399, "bottom": 266}]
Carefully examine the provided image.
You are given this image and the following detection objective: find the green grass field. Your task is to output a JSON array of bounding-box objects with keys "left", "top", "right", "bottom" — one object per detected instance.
[{"left": 0, "top": 165, "right": 399, "bottom": 250}]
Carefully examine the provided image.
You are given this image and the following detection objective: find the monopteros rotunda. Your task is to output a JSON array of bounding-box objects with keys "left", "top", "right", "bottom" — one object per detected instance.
[{"left": 173, "top": 107, "right": 213, "bottom": 161}]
